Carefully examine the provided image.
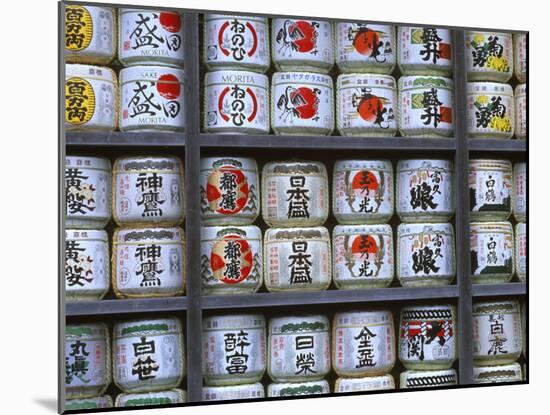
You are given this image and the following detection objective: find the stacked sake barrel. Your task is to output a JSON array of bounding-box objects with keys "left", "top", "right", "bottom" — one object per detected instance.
[
  {"left": 64, "top": 5, "right": 186, "bottom": 133},
  {"left": 465, "top": 31, "right": 526, "bottom": 140}
]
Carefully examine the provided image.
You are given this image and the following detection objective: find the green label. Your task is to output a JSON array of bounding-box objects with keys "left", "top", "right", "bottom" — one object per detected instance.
[{"left": 121, "top": 323, "right": 169, "bottom": 336}]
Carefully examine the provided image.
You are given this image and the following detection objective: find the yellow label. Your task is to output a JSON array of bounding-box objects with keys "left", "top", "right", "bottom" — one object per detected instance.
[
  {"left": 65, "top": 5, "right": 93, "bottom": 52},
  {"left": 66, "top": 77, "right": 95, "bottom": 125}
]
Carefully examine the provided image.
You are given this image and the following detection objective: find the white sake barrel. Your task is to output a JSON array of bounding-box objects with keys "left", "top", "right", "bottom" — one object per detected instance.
[
  {"left": 65, "top": 156, "right": 111, "bottom": 229},
  {"left": 65, "top": 229, "right": 109, "bottom": 301},
  {"left": 268, "top": 315, "right": 330, "bottom": 382},
  {"left": 264, "top": 227, "right": 331, "bottom": 292},
  {"left": 335, "top": 23, "right": 395, "bottom": 74},
  {"left": 333, "top": 160, "right": 394, "bottom": 224},
  {"left": 333, "top": 224, "right": 394, "bottom": 289},
  {"left": 473, "top": 363, "right": 523, "bottom": 384},
  {"left": 65, "top": 5, "right": 116, "bottom": 64},
  {"left": 335, "top": 374, "right": 395, "bottom": 393},
  {"left": 267, "top": 380, "right": 330, "bottom": 397},
  {"left": 466, "top": 82, "right": 514, "bottom": 139},
  {"left": 65, "top": 396, "right": 113, "bottom": 411},
  {"left": 515, "top": 222, "right": 526, "bottom": 282},
  {"left": 466, "top": 31, "right": 513, "bottom": 82},
  {"left": 200, "top": 157, "right": 260, "bottom": 225},
  {"left": 262, "top": 161, "right": 328, "bottom": 227},
  {"left": 515, "top": 84, "right": 526, "bottom": 139},
  {"left": 65, "top": 323, "right": 111, "bottom": 399},
  {"left": 113, "top": 317, "right": 185, "bottom": 393},
  {"left": 470, "top": 221, "right": 514, "bottom": 284},
  {"left": 120, "top": 65, "right": 185, "bottom": 132},
  {"left": 201, "top": 225, "right": 262, "bottom": 295},
  {"left": 113, "top": 156, "right": 184, "bottom": 227},
  {"left": 513, "top": 161, "right": 527, "bottom": 222},
  {"left": 473, "top": 300, "right": 522, "bottom": 365},
  {"left": 469, "top": 159, "right": 512, "bottom": 222},
  {"left": 203, "top": 314, "right": 266, "bottom": 386},
  {"left": 203, "top": 15, "right": 269, "bottom": 73},
  {"left": 396, "top": 159, "right": 454, "bottom": 222},
  {"left": 112, "top": 227, "right": 185, "bottom": 298},
  {"left": 271, "top": 72, "right": 334, "bottom": 135},
  {"left": 332, "top": 310, "right": 395, "bottom": 377},
  {"left": 272, "top": 19, "right": 333, "bottom": 73},
  {"left": 65, "top": 64, "right": 117, "bottom": 131},
  {"left": 400, "top": 369, "right": 457, "bottom": 388},
  {"left": 399, "top": 305, "right": 457, "bottom": 370},
  {"left": 115, "top": 389, "right": 186, "bottom": 407},
  {"left": 118, "top": 9, "right": 184, "bottom": 67},
  {"left": 336, "top": 74, "right": 397, "bottom": 136},
  {"left": 397, "top": 223, "right": 455, "bottom": 287},
  {"left": 204, "top": 70, "right": 269, "bottom": 134},
  {"left": 203, "top": 383, "right": 265, "bottom": 401},
  {"left": 398, "top": 76, "right": 454, "bottom": 137},
  {"left": 514, "top": 33, "right": 527, "bottom": 83},
  {"left": 397, "top": 27, "right": 452, "bottom": 76}
]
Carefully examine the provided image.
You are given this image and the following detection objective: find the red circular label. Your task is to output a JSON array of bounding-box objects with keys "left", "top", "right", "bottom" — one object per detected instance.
[
  {"left": 156, "top": 74, "right": 181, "bottom": 100},
  {"left": 159, "top": 12, "right": 182, "bottom": 33},
  {"left": 290, "top": 20, "right": 317, "bottom": 52},
  {"left": 353, "top": 28, "right": 380, "bottom": 56},
  {"left": 290, "top": 87, "right": 319, "bottom": 119},
  {"left": 357, "top": 94, "right": 384, "bottom": 122},
  {"left": 206, "top": 166, "right": 249, "bottom": 215},
  {"left": 210, "top": 235, "right": 253, "bottom": 284},
  {"left": 351, "top": 234, "right": 378, "bottom": 256},
  {"left": 352, "top": 170, "right": 379, "bottom": 192}
]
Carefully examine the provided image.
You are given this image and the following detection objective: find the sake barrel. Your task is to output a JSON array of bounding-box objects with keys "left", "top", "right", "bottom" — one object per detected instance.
[
  {"left": 65, "top": 323, "right": 111, "bottom": 399},
  {"left": 201, "top": 225, "right": 262, "bottom": 295},
  {"left": 203, "top": 383, "right": 265, "bottom": 401},
  {"left": 65, "top": 229, "right": 109, "bottom": 301},
  {"left": 203, "top": 15, "right": 269, "bottom": 73},
  {"left": 473, "top": 363, "right": 523, "bottom": 384},
  {"left": 120, "top": 66, "right": 185, "bottom": 132},
  {"left": 202, "top": 314, "right": 266, "bottom": 386},
  {"left": 473, "top": 300, "right": 522, "bottom": 366},
  {"left": 514, "top": 33, "right": 527, "bottom": 83},
  {"left": 466, "top": 31, "right": 513, "bottom": 82},
  {"left": 515, "top": 84, "right": 526, "bottom": 139},
  {"left": 113, "top": 156, "right": 184, "bottom": 226},
  {"left": 466, "top": 82, "right": 514, "bottom": 139},
  {"left": 336, "top": 74, "right": 397, "bottom": 137},
  {"left": 268, "top": 315, "right": 330, "bottom": 382},
  {"left": 200, "top": 157, "right": 260, "bottom": 225},
  {"left": 264, "top": 227, "right": 331, "bottom": 292},
  {"left": 271, "top": 72, "right": 334, "bottom": 135},
  {"left": 203, "top": 70, "right": 270, "bottom": 134},
  {"left": 397, "top": 27, "right": 452, "bottom": 76},
  {"left": 267, "top": 380, "right": 330, "bottom": 397},
  {"left": 335, "top": 23, "right": 396, "bottom": 74},
  {"left": 113, "top": 317, "right": 185, "bottom": 393},
  {"left": 65, "top": 64, "right": 117, "bottom": 131},
  {"left": 112, "top": 227, "right": 185, "bottom": 298},
  {"left": 398, "top": 76, "right": 454, "bottom": 138},
  {"left": 115, "top": 389, "right": 186, "bottom": 407},
  {"left": 396, "top": 159, "right": 454, "bottom": 222},
  {"left": 65, "top": 156, "right": 111, "bottom": 229},
  {"left": 399, "top": 305, "right": 457, "bottom": 370},
  {"left": 271, "top": 18, "right": 333, "bottom": 73},
  {"left": 515, "top": 222, "right": 526, "bottom": 282},
  {"left": 262, "top": 161, "right": 329, "bottom": 227},
  {"left": 333, "top": 224, "right": 394, "bottom": 289},
  {"left": 333, "top": 159, "right": 394, "bottom": 224},
  {"left": 335, "top": 374, "right": 395, "bottom": 393},
  {"left": 65, "top": 396, "right": 113, "bottom": 411},
  {"left": 332, "top": 310, "right": 395, "bottom": 377},
  {"left": 400, "top": 369, "right": 457, "bottom": 389},
  {"left": 469, "top": 159, "right": 512, "bottom": 221},
  {"left": 118, "top": 9, "right": 184, "bottom": 67},
  {"left": 65, "top": 5, "right": 116, "bottom": 64},
  {"left": 397, "top": 223, "right": 455, "bottom": 287},
  {"left": 513, "top": 161, "right": 527, "bottom": 222},
  {"left": 470, "top": 221, "right": 514, "bottom": 284}
]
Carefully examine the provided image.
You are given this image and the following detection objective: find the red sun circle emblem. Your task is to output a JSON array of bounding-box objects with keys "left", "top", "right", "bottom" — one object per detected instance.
[
  {"left": 353, "top": 28, "right": 380, "bottom": 56},
  {"left": 357, "top": 94, "right": 384, "bottom": 122},
  {"left": 210, "top": 235, "right": 253, "bottom": 284},
  {"left": 156, "top": 74, "right": 181, "bottom": 100},
  {"left": 159, "top": 12, "right": 182, "bottom": 33},
  {"left": 351, "top": 234, "right": 378, "bottom": 256},
  {"left": 206, "top": 166, "right": 249, "bottom": 214},
  {"left": 290, "top": 87, "right": 319, "bottom": 119},
  {"left": 352, "top": 170, "right": 379, "bottom": 193},
  {"left": 290, "top": 20, "right": 317, "bottom": 53}
]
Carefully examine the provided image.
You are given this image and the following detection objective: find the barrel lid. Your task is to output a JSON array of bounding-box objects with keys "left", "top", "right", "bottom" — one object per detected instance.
[
  {"left": 269, "top": 315, "right": 329, "bottom": 333},
  {"left": 397, "top": 222, "right": 454, "bottom": 234},
  {"left": 265, "top": 226, "right": 329, "bottom": 240},
  {"left": 263, "top": 160, "right": 327, "bottom": 175},
  {"left": 473, "top": 299, "right": 520, "bottom": 313},
  {"left": 66, "top": 155, "right": 111, "bottom": 170},
  {"left": 114, "top": 227, "right": 184, "bottom": 242},
  {"left": 334, "top": 159, "right": 392, "bottom": 170},
  {"left": 399, "top": 75, "right": 453, "bottom": 89},
  {"left": 201, "top": 225, "right": 261, "bottom": 240},
  {"left": 333, "top": 224, "right": 392, "bottom": 235},
  {"left": 66, "top": 64, "right": 116, "bottom": 83},
  {"left": 200, "top": 157, "right": 258, "bottom": 172},
  {"left": 466, "top": 81, "right": 513, "bottom": 94},
  {"left": 120, "top": 65, "right": 185, "bottom": 82},
  {"left": 202, "top": 313, "right": 265, "bottom": 329},
  {"left": 337, "top": 73, "right": 396, "bottom": 87},
  {"left": 66, "top": 323, "right": 108, "bottom": 339},
  {"left": 113, "top": 317, "right": 182, "bottom": 337},
  {"left": 113, "top": 156, "right": 183, "bottom": 173},
  {"left": 66, "top": 229, "right": 108, "bottom": 241},
  {"left": 204, "top": 14, "right": 267, "bottom": 23}
]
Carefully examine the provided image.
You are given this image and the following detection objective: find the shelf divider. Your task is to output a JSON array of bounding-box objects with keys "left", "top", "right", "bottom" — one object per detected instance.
[
  {"left": 66, "top": 131, "right": 186, "bottom": 147},
  {"left": 472, "top": 282, "right": 527, "bottom": 297}
]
